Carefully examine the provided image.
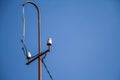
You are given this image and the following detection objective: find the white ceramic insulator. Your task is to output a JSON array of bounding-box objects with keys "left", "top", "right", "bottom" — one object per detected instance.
[
  {"left": 47, "top": 38, "right": 52, "bottom": 45},
  {"left": 26, "top": 51, "right": 31, "bottom": 59}
]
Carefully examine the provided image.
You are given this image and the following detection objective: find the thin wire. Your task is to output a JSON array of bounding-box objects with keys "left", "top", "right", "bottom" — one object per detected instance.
[
  {"left": 21, "top": 6, "right": 27, "bottom": 57},
  {"left": 22, "top": 6, "right": 25, "bottom": 41},
  {"left": 31, "top": 52, "right": 39, "bottom": 58},
  {"left": 42, "top": 54, "right": 46, "bottom": 60},
  {"left": 42, "top": 60, "right": 54, "bottom": 80},
  {"left": 21, "top": 39, "right": 28, "bottom": 56},
  {"left": 22, "top": 47, "right": 26, "bottom": 56}
]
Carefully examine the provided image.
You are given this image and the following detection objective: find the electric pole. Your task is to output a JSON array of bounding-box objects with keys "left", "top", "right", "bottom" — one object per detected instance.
[{"left": 21, "top": 1, "right": 52, "bottom": 80}]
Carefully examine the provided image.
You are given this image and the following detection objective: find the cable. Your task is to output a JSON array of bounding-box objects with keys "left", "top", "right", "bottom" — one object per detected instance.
[
  {"left": 21, "top": 39, "right": 28, "bottom": 56},
  {"left": 31, "top": 52, "right": 39, "bottom": 58},
  {"left": 22, "top": 46, "right": 26, "bottom": 56},
  {"left": 21, "top": 5, "right": 27, "bottom": 57},
  {"left": 22, "top": 6, "right": 25, "bottom": 41},
  {"left": 42, "top": 54, "right": 46, "bottom": 60},
  {"left": 21, "top": 40, "right": 27, "bottom": 52},
  {"left": 42, "top": 60, "right": 54, "bottom": 80}
]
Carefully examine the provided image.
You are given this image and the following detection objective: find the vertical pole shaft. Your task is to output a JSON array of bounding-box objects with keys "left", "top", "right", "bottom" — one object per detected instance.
[
  {"left": 38, "top": 58, "right": 42, "bottom": 80},
  {"left": 38, "top": 8, "right": 42, "bottom": 80}
]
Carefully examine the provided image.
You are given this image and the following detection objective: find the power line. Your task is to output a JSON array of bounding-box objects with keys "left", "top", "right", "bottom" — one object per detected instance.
[
  {"left": 42, "top": 60, "right": 54, "bottom": 80},
  {"left": 21, "top": 39, "right": 27, "bottom": 56}
]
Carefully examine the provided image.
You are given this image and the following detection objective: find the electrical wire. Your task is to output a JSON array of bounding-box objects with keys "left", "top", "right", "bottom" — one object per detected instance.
[
  {"left": 22, "top": 6, "right": 25, "bottom": 41},
  {"left": 42, "top": 60, "right": 54, "bottom": 80},
  {"left": 21, "top": 5, "right": 27, "bottom": 57},
  {"left": 42, "top": 54, "right": 46, "bottom": 60},
  {"left": 21, "top": 39, "right": 28, "bottom": 56},
  {"left": 22, "top": 47, "right": 26, "bottom": 56},
  {"left": 31, "top": 52, "right": 39, "bottom": 58}
]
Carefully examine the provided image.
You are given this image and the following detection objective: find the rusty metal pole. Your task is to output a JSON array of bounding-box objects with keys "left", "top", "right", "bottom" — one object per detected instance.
[
  {"left": 22, "top": 1, "right": 42, "bottom": 80},
  {"left": 37, "top": 3, "right": 42, "bottom": 80}
]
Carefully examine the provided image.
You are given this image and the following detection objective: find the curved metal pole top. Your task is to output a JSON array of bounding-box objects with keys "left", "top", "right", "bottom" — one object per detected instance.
[
  {"left": 22, "top": 1, "right": 41, "bottom": 54},
  {"left": 22, "top": 1, "right": 40, "bottom": 14}
]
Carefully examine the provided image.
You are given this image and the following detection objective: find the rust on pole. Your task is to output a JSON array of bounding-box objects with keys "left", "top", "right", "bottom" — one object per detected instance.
[{"left": 22, "top": 1, "right": 42, "bottom": 80}]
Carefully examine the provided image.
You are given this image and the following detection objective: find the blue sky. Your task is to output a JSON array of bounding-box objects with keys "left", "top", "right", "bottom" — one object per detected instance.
[{"left": 0, "top": 0, "right": 120, "bottom": 80}]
